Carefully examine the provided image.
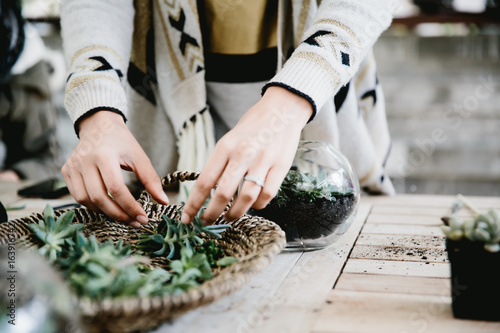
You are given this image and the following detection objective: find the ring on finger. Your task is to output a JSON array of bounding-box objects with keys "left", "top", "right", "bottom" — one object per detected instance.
[{"left": 243, "top": 174, "right": 265, "bottom": 188}]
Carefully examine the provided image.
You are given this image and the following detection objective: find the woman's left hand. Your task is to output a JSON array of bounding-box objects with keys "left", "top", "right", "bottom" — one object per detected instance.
[{"left": 181, "top": 86, "right": 313, "bottom": 225}]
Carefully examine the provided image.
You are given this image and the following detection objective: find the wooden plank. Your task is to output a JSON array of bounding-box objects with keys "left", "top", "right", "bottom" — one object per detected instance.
[
  {"left": 343, "top": 259, "right": 450, "bottom": 278},
  {"left": 356, "top": 234, "right": 445, "bottom": 249},
  {"left": 350, "top": 245, "right": 448, "bottom": 263},
  {"left": 158, "top": 202, "right": 372, "bottom": 333},
  {"left": 370, "top": 205, "right": 476, "bottom": 218},
  {"left": 154, "top": 251, "right": 303, "bottom": 333},
  {"left": 371, "top": 205, "right": 448, "bottom": 217},
  {"left": 6, "top": 197, "right": 78, "bottom": 220},
  {"left": 335, "top": 273, "right": 450, "bottom": 296},
  {"left": 362, "top": 224, "right": 444, "bottom": 237},
  {"left": 250, "top": 203, "right": 373, "bottom": 333},
  {"left": 313, "top": 290, "right": 500, "bottom": 333},
  {"left": 0, "top": 180, "right": 36, "bottom": 206},
  {"left": 363, "top": 194, "right": 500, "bottom": 209},
  {"left": 366, "top": 214, "right": 442, "bottom": 226}
]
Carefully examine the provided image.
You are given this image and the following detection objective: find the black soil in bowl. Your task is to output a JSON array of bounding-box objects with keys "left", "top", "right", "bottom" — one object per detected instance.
[{"left": 249, "top": 194, "right": 358, "bottom": 242}]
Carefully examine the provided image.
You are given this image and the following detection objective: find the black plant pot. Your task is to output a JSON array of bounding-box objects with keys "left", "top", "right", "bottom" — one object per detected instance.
[{"left": 446, "top": 239, "right": 500, "bottom": 321}]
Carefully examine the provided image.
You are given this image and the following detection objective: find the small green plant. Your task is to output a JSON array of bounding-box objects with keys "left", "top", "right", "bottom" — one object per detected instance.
[
  {"left": 28, "top": 205, "right": 85, "bottom": 262},
  {"left": 136, "top": 208, "right": 231, "bottom": 258},
  {"left": 28, "top": 204, "right": 237, "bottom": 300},
  {"left": 441, "top": 194, "right": 500, "bottom": 252},
  {"left": 168, "top": 246, "right": 213, "bottom": 292},
  {"left": 65, "top": 235, "right": 168, "bottom": 298},
  {"left": 196, "top": 240, "right": 239, "bottom": 267},
  {"left": 275, "top": 169, "right": 352, "bottom": 205},
  {"left": 60, "top": 234, "right": 152, "bottom": 297},
  {"left": 197, "top": 240, "right": 222, "bottom": 267}
]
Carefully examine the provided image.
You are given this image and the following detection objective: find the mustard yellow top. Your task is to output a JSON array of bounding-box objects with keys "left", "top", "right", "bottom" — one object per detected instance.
[{"left": 202, "top": 0, "right": 278, "bottom": 55}]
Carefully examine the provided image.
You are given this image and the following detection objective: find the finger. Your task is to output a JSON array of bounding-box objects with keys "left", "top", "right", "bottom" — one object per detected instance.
[
  {"left": 181, "top": 150, "right": 229, "bottom": 224},
  {"left": 96, "top": 161, "right": 147, "bottom": 224},
  {"left": 129, "top": 221, "right": 142, "bottom": 228},
  {"left": 63, "top": 168, "right": 100, "bottom": 213},
  {"left": 132, "top": 151, "right": 169, "bottom": 205},
  {"left": 252, "top": 165, "right": 288, "bottom": 210},
  {"left": 82, "top": 165, "right": 134, "bottom": 223},
  {"left": 200, "top": 159, "right": 247, "bottom": 224},
  {"left": 225, "top": 169, "right": 269, "bottom": 222}
]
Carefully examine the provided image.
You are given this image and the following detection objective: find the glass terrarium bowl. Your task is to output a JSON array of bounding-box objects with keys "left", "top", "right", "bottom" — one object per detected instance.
[{"left": 250, "top": 141, "right": 360, "bottom": 251}]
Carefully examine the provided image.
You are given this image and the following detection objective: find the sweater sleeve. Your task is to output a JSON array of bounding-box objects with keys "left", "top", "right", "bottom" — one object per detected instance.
[
  {"left": 60, "top": 0, "right": 135, "bottom": 132},
  {"left": 264, "top": 0, "right": 399, "bottom": 117}
]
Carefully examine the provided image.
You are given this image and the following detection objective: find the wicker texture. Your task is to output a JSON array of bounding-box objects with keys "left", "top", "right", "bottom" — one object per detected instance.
[{"left": 0, "top": 171, "right": 286, "bottom": 333}]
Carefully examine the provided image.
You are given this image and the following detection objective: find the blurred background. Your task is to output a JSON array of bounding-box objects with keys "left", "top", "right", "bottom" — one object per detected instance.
[
  {"left": 8, "top": 0, "right": 500, "bottom": 196},
  {"left": 377, "top": 0, "right": 500, "bottom": 196}
]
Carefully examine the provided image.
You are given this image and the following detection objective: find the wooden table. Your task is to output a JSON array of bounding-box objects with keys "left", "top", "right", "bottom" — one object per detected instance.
[{"left": 2, "top": 181, "right": 500, "bottom": 333}]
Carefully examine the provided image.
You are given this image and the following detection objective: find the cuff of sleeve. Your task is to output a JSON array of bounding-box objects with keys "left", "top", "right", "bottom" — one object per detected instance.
[
  {"left": 65, "top": 78, "right": 128, "bottom": 124},
  {"left": 264, "top": 56, "right": 342, "bottom": 121}
]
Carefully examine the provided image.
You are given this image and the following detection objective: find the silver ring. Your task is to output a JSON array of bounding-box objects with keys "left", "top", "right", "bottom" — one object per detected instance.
[{"left": 243, "top": 174, "right": 265, "bottom": 188}]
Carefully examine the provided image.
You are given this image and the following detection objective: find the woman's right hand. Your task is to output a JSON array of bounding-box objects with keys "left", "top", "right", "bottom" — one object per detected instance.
[{"left": 61, "top": 111, "right": 169, "bottom": 228}]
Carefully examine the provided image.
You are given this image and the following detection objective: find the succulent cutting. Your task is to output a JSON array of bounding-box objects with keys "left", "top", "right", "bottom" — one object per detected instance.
[
  {"left": 28, "top": 204, "right": 237, "bottom": 299},
  {"left": 28, "top": 205, "right": 84, "bottom": 262},
  {"left": 136, "top": 207, "right": 231, "bottom": 258},
  {"left": 441, "top": 194, "right": 500, "bottom": 252}
]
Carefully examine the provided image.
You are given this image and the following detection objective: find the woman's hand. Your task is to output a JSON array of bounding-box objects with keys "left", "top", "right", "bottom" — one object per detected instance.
[
  {"left": 0, "top": 170, "right": 21, "bottom": 182},
  {"left": 181, "top": 86, "right": 313, "bottom": 225},
  {"left": 61, "top": 111, "right": 169, "bottom": 228}
]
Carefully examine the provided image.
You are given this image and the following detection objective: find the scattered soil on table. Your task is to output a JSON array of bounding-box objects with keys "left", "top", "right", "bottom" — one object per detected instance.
[
  {"left": 350, "top": 245, "right": 448, "bottom": 263},
  {"left": 250, "top": 194, "right": 357, "bottom": 242},
  {"left": 357, "top": 234, "right": 446, "bottom": 249}
]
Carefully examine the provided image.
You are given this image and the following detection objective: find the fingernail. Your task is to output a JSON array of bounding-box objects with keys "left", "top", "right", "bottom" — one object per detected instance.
[
  {"left": 200, "top": 218, "right": 209, "bottom": 226},
  {"left": 136, "top": 215, "right": 149, "bottom": 225},
  {"left": 129, "top": 221, "right": 141, "bottom": 228},
  {"left": 181, "top": 213, "right": 190, "bottom": 224},
  {"left": 159, "top": 191, "right": 169, "bottom": 205}
]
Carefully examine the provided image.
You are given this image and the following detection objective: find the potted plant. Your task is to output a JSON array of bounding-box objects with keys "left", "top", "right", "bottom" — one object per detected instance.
[
  {"left": 250, "top": 141, "right": 360, "bottom": 251},
  {"left": 441, "top": 194, "right": 500, "bottom": 321}
]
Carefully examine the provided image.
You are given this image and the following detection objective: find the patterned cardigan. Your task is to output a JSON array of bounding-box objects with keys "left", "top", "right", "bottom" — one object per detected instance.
[{"left": 60, "top": 0, "right": 399, "bottom": 194}]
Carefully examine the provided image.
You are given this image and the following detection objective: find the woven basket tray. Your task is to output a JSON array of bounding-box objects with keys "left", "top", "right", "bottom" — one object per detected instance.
[{"left": 0, "top": 171, "right": 286, "bottom": 333}]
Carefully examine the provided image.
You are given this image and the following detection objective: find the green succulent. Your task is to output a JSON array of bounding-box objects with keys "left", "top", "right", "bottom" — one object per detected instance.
[
  {"left": 28, "top": 205, "right": 85, "bottom": 262},
  {"left": 197, "top": 240, "right": 237, "bottom": 268},
  {"left": 64, "top": 235, "right": 163, "bottom": 298},
  {"left": 119, "top": 267, "right": 172, "bottom": 298},
  {"left": 216, "top": 256, "right": 238, "bottom": 267},
  {"left": 136, "top": 208, "right": 231, "bottom": 258},
  {"left": 197, "top": 240, "right": 224, "bottom": 267},
  {"left": 26, "top": 204, "right": 238, "bottom": 300},
  {"left": 166, "top": 246, "right": 213, "bottom": 294},
  {"left": 441, "top": 196, "right": 500, "bottom": 252},
  {"left": 275, "top": 169, "right": 352, "bottom": 205}
]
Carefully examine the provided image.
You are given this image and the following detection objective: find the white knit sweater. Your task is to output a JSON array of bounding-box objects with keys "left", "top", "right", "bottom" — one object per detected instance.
[{"left": 60, "top": 0, "right": 399, "bottom": 194}]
